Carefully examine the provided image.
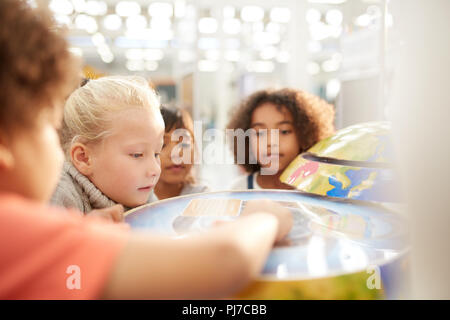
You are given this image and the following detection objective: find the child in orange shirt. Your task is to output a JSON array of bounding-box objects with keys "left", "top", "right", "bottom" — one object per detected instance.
[{"left": 0, "top": 0, "right": 292, "bottom": 299}]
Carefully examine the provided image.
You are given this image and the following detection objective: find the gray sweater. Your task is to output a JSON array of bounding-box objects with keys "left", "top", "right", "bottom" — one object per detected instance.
[{"left": 50, "top": 162, "right": 157, "bottom": 213}]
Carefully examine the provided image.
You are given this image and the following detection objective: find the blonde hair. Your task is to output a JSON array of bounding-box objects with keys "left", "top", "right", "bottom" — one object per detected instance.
[{"left": 61, "top": 76, "right": 160, "bottom": 157}]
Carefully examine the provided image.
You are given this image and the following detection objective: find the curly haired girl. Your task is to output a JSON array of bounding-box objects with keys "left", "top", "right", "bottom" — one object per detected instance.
[{"left": 227, "top": 88, "right": 335, "bottom": 190}]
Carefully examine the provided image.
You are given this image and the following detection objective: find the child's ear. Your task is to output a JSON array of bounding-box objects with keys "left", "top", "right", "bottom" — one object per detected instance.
[
  {"left": 0, "top": 144, "right": 14, "bottom": 170},
  {"left": 71, "top": 143, "right": 93, "bottom": 176},
  {"left": 0, "top": 134, "right": 14, "bottom": 170}
]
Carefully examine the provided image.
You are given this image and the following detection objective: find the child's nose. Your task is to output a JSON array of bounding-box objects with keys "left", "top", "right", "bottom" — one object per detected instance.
[
  {"left": 267, "top": 130, "right": 280, "bottom": 148},
  {"left": 146, "top": 157, "right": 161, "bottom": 178}
]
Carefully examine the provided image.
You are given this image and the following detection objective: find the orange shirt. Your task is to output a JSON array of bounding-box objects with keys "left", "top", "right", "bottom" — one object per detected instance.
[{"left": 0, "top": 193, "right": 129, "bottom": 299}]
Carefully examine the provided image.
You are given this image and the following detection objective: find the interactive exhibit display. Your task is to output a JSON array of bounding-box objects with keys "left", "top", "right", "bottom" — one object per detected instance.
[{"left": 125, "top": 122, "right": 409, "bottom": 299}]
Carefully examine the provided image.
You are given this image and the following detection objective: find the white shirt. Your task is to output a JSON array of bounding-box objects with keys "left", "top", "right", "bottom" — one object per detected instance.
[{"left": 229, "top": 172, "right": 262, "bottom": 190}]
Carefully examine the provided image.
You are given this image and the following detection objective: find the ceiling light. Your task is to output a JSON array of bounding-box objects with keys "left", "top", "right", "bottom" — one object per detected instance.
[
  {"left": 174, "top": 0, "right": 187, "bottom": 18},
  {"left": 49, "top": 0, "right": 73, "bottom": 15},
  {"left": 325, "top": 9, "right": 343, "bottom": 26},
  {"left": 276, "top": 51, "right": 290, "bottom": 63},
  {"left": 178, "top": 50, "right": 196, "bottom": 63},
  {"left": 126, "top": 15, "right": 147, "bottom": 31},
  {"left": 125, "top": 49, "right": 144, "bottom": 60},
  {"left": 116, "top": 1, "right": 141, "bottom": 17},
  {"left": 270, "top": 7, "right": 291, "bottom": 23},
  {"left": 144, "top": 49, "right": 164, "bottom": 61},
  {"left": 148, "top": 2, "right": 173, "bottom": 18},
  {"left": 223, "top": 6, "right": 235, "bottom": 19},
  {"left": 223, "top": 18, "right": 241, "bottom": 35},
  {"left": 75, "top": 14, "right": 98, "bottom": 33},
  {"left": 307, "top": 62, "right": 320, "bottom": 75},
  {"left": 198, "top": 17, "right": 218, "bottom": 34},
  {"left": 246, "top": 61, "right": 275, "bottom": 73},
  {"left": 260, "top": 46, "right": 277, "bottom": 60},
  {"left": 241, "top": 6, "right": 264, "bottom": 22},
  {"left": 145, "top": 61, "right": 159, "bottom": 71},
  {"left": 198, "top": 60, "right": 219, "bottom": 72},
  {"left": 224, "top": 50, "right": 240, "bottom": 62},
  {"left": 204, "top": 50, "right": 220, "bottom": 61},
  {"left": 308, "top": 0, "right": 347, "bottom": 4},
  {"left": 103, "top": 14, "right": 122, "bottom": 31},
  {"left": 306, "top": 8, "right": 321, "bottom": 25},
  {"left": 85, "top": 1, "right": 107, "bottom": 16},
  {"left": 126, "top": 59, "right": 144, "bottom": 71}
]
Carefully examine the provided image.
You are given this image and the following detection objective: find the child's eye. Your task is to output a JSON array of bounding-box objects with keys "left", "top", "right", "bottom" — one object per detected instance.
[
  {"left": 130, "top": 153, "right": 143, "bottom": 158},
  {"left": 155, "top": 153, "right": 161, "bottom": 158},
  {"left": 281, "top": 129, "right": 292, "bottom": 135}
]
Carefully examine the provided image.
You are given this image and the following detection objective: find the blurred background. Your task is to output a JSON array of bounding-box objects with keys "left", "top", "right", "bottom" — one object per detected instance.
[
  {"left": 30, "top": 0, "right": 450, "bottom": 298},
  {"left": 35, "top": 0, "right": 396, "bottom": 189}
]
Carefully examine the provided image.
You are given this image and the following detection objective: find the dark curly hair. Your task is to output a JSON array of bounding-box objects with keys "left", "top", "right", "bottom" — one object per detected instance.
[
  {"left": 0, "top": 0, "right": 80, "bottom": 133},
  {"left": 227, "top": 88, "right": 335, "bottom": 173},
  {"left": 160, "top": 105, "right": 196, "bottom": 184},
  {"left": 160, "top": 106, "right": 194, "bottom": 135}
]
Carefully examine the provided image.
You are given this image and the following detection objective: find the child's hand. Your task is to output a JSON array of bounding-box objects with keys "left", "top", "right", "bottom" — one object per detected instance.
[
  {"left": 87, "top": 204, "right": 124, "bottom": 223},
  {"left": 240, "top": 200, "right": 294, "bottom": 242}
]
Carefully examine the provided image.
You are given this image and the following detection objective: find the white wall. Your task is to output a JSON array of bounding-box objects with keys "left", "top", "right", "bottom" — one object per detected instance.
[{"left": 390, "top": 0, "right": 450, "bottom": 299}]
